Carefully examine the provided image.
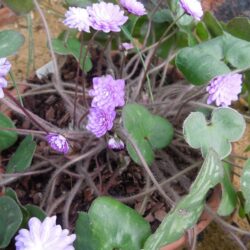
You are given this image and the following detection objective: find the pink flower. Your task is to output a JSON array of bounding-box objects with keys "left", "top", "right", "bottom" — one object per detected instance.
[
  {"left": 86, "top": 107, "right": 116, "bottom": 137},
  {"left": 119, "top": 42, "right": 134, "bottom": 51},
  {"left": 15, "top": 216, "right": 76, "bottom": 250},
  {"left": 108, "top": 137, "right": 124, "bottom": 150},
  {"left": 63, "top": 7, "right": 91, "bottom": 32},
  {"left": 206, "top": 73, "right": 243, "bottom": 107},
  {"left": 120, "top": 0, "right": 147, "bottom": 16},
  {"left": 87, "top": 2, "right": 128, "bottom": 33},
  {"left": 89, "top": 75, "right": 125, "bottom": 110},
  {"left": 46, "top": 133, "right": 70, "bottom": 154},
  {"left": 179, "top": 0, "right": 203, "bottom": 21}
]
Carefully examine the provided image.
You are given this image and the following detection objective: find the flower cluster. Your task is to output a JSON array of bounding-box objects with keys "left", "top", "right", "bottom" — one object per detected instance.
[
  {"left": 15, "top": 216, "right": 76, "bottom": 250},
  {"left": 0, "top": 58, "right": 11, "bottom": 98},
  {"left": 206, "top": 73, "right": 243, "bottom": 107},
  {"left": 64, "top": 2, "right": 128, "bottom": 33},
  {"left": 87, "top": 75, "right": 125, "bottom": 137},
  {"left": 46, "top": 133, "right": 70, "bottom": 154},
  {"left": 64, "top": 1, "right": 147, "bottom": 33},
  {"left": 179, "top": 0, "right": 203, "bottom": 21}
]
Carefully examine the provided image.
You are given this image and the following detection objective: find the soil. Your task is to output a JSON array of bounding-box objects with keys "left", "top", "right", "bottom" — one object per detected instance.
[{"left": 1, "top": 1, "right": 250, "bottom": 250}]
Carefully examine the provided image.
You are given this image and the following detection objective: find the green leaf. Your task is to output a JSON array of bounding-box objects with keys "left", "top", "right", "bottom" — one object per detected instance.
[
  {"left": 217, "top": 163, "right": 237, "bottom": 216},
  {"left": 183, "top": 108, "right": 246, "bottom": 159},
  {"left": 2, "top": 0, "right": 34, "bottom": 14},
  {"left": 52, "top": 38, "right": 92, "bottom": 73},
  {"left": 122, "top": 104, "right": 173, "bottom": 165},
  {"left": 0, "top": 196, "right": 22, "bottom": 248},
  {"left": 196, "top": 22, "right": 210, "bottom": 41},
  {"left": 223, "top": 34, "right": 250, "bottom": 69},
  {"left": 176, "top": 32, "right": 250, "bottom": 85},
  {"left": 65, "top": 0, "right": 96, "bottom": 7},
  {"left": 5, "top": 188, "right": 30, "bottom": 227},
  {"left": 25, "top": 204, "right": 46, "bottom": 221},
  {"left": 226, "top": 17, "right": 250, "bottom": 42},
  {"left": 152, "top": 9, "right": 173, "bottom": 23},
  {"left": 176, "top": 46, "right": 230, "bottom": 85},
  {"left": 144, "top": 150, "right": 223, "bottom": 250},
  {"left": 240, "top": 159, "right": 250, "bottom": 213},
  {"left": 203, "top": 12, "right": 223, "bottom": 37},
  {"left": 0, "top": 112, "right": 18, "bottom": 151},
  {"left": 88, "top": 196, "right": 151, "bottom": 250},
  {"left": 75, "top": 212, "right": 100, "bottom": 250},
  {"left": 0, "top": 30, "right": 25, "bottom": 58},
  {"left": 6, "top": 135, "right": 36, "bottom": 173}
]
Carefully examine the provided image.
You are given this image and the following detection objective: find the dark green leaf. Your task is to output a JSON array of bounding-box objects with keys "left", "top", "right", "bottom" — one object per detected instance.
[
  {"left": 0, "top": 112, "right": 18, "bottom": 151},
  {"left": 75, "top": 212, "right": 100, "bottom": 250},
  {"left": 25, "top": 204, "right": 46, "bottom": 221},
  {"left": 122, "top": 104, "right": 173, "bottom": 165},
  {"left": 89, "top": 196, "right": 151, "bottom": 250},
  {"left": 0, "top": 30, "right": 25, "bottom": 57},
  {"left": 152, "top": 9, "right": 173, "bottom": 23},
  {"left": 2, "top": 0, "right": 34, "bottom": 14},
  {"left": 203, "top": 12, "right": 223, "bottom": 37},
  {"left": 6, "top": 135, "right": 36, "bottom": 173},
  {"left": 176, "top": 47, "right": 230, "bottom": 85},
  {"left": 226, "top": 17, "right": 250, "bottom": 42},
  {"left": 65, "top": 0, "right": 96, "bottom": 7},
  {"left": 0, "top": 196, "right": 22, "bottom": 248},
  {"left": 196, "top": 22, "right": 210, "bottom": 41}
]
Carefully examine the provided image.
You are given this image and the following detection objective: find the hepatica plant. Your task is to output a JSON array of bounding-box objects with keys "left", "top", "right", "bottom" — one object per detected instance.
[{"left": 1, "top": 0, "right": 250, "bottom": 249}]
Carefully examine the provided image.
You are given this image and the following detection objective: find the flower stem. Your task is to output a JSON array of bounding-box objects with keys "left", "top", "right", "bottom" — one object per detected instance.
[{"left": 3, "top": 89, "right": 49, "bottom": 133}]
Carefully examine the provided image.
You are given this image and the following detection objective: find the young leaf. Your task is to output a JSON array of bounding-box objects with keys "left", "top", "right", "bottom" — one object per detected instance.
[
  {"left": 0, "top": 196, "right": 22, "bottom": 248},
  {"left": 0, "top": 112, "right": 18, "bottom": 151},
  {"left": 6, "top": 135, "right": 36, "bottom": 173},
  {"left": 88, "top": 196, "right": 151, "bottom": 250},
  {"left": 0, "top": 30, "right": 25, "bottom": 57},
  {"left": 240, "top": 159, "right": 250, "bottom": 213},
  {"left": 122, "top": 104, "right": 173, "bottom": 165},
  {"left": 183, "top": 108, "right": 246, "bottom": 159},
  {"left": 144, "top": 150, "right": 223, "bottom": 250},
  {"left": 2, "top": 0, "right": 34, "bottom": 14}
]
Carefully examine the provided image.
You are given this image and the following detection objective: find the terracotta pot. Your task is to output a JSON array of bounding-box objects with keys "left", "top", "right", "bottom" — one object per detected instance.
[
  {"left": 0, "top": 6, "right": 17, "bottom": 27},
  {"left": 160, "top": 185, "right": 221, "bottom": 250}
]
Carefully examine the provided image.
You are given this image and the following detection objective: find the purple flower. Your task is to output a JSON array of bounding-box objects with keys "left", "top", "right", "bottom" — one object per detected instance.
[
  {"left": 108, "top": 137, "right": 124, "bottom": 150},
  {"left": 0, "top": 58, "right": 11, "bottom": 98},
  {"left": 46, "top": 133, "right": 70, "bottom": 154},
  {"left": 86, "top": 107, "right": 116, "bottom": 137},
  {"left": 0, "top": 58, "right": 11, "bottom": 75},
  {"left": 15, "top": 216, "right": 76, "bottom": 250},
  {"left": 63, "top": 7, "right": 91, "bottom": 32},
  {"left": 119, "top": 42, "right": 134, "bottom": 51},
  {"left": 179, "top": 0, "right": 203, "bottom": 21},
  {"left": 206, "top": 73, "right": 243, "bottom": 107},
  {"left": 89, "top": 75, "right": 125, "bottom": 109},
  {"left": 120, "top": 0, "right": 147, "bottom": 16},
  {"left": 87, "top": 2, "right": 128, "bottom": 33}
]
